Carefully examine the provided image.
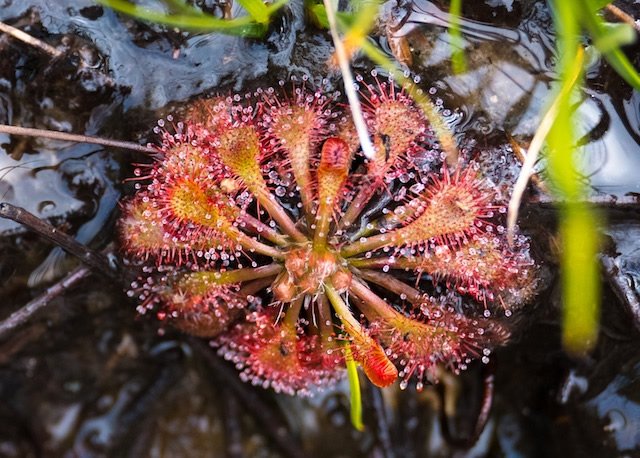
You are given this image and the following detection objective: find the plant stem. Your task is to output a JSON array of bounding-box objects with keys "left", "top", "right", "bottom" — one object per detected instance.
[
  {"left": 338, "top": 182, "right": 378, "bottom": 231},
  {"left": 349, "top": 256, "right": 409, "bottom": 269},
  {"left": 506, "top": 47, "right": 584, "bottom": 245},
  {"left": 237, "top": 276, "right": 277, "bottom": 297},
  {"left": 326, "top": 282, "right": 399, "bottom": 388},
  {"left": 283, "top": 296, "right": 304, "bottom": 329},
  {"left": 343, "top": 344, "right": 364, "bottom": 431},
  {"left": 348, "top": 278, "right": 398, "bottom": 322},
  {"left": 341, "top": 231, "right": 401, "bottom": 258},
  {"left": 322, "top": 0, "right": 375, "bottom": 159},
  {"left": 287, "top": 142, "right": 315, "bottom": 227},
  {"left": 313, "top": 200, "right": 332, "bottom": 249},
  {"left": 605, "top": 4, "right": 640, "bottom": 34},
  {"left": 317, "top": 293, "right": 336, "bottom": 345},
  {"left": 238, "top": 213, "right": 288, "bottom": 246},
  {"left": 353, "top": 269, "right": 422, "bottom": 303},
  {"left": 233, "top": 229, "right": 285, "bottom": 258},
  {"left": 509, "top": 138, "right": 549, "bottom": 195},
  {"left": 181, "top": 264, "right": 282, "bottom": 289},
  {"left": 254, "top": 189, "right": 307, "bottom": 243},
  {"left": 324, "top": 282, "right": 361, "bottom": 333}
]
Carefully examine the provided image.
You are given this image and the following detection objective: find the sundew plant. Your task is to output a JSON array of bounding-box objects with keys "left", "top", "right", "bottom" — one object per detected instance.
[{"left": 119, "top": 77, "right": 538, "bottom": 394}]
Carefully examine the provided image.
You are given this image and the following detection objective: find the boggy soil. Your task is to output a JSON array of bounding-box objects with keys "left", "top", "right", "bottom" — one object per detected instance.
[{"left": 1, "top": 0, "right": 640, "bottom": 456}]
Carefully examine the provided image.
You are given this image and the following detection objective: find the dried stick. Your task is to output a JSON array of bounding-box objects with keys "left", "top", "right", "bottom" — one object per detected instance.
[
  {"left": 0, "top": 20, "right": 62, "bottom": 58},
  {"left": 605, "top": 4, "right": 640, "bottom": 34},
  {"left": 527, "top": 193, "right": 640, "bottom": 207},
  {"left": 509, "top": 138, "right": 549, "bottom": 195},
  {"left": 323, "top": 0, "right": 375, "bottom": 159},
  {"left": 0, "top": 203, "right": 118, "bottom": 279},
  {"left": 0, "top": 265, "right": 90, "bottom": 340},
  {"left": 189, "top": 337, "right": 306, "bottom": 458},
  {"left": 506, "top": 47, "right": 584, "bottom": 244},
  {"left": 0, "top": 124, "right": 155, "bottom": 153}
]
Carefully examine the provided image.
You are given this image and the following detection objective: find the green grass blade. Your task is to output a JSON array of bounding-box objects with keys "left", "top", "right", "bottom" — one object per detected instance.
[
  {"left": 344, "top": 344, "right": 364, "bottom": 431},
  {"left": 561, "top": 207, "right": 601, "bottom": 353},
  {"left": 348, "top": 0, "right": 382, "bottom": 36},
  {"left": 236, "top": 0, "right": 269, "bottom": 24},
  {"left": 549, "top": 0, "right": 601, "bottom": 354},
  {"left": 96, "top": 0, "right": 267, "bottom": 36},
  {"left": 449, "top": 0, "right": 467, "bottom": 74},
  {"left": 164, "top": 0, "right": 193, "bottom": 14},
  {"left": 578, "top": 0, "right": 640, "bottom": 91},
  {"left": 594, "top": 22, "right": 636, "bottom": 52}
]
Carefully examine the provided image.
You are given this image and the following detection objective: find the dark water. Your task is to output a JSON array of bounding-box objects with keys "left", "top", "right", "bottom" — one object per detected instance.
[{"left": 0, "top": 0, "right": 639, "bottom": 456}]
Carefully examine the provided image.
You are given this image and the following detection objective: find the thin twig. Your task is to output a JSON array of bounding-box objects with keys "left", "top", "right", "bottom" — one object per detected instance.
[
  {"left": 189, "top": 337, "right": 306, "bottom": 458},
  {"left": 527, "top": 193, "right": 640, "bottom": 206},
  {"left": 506, "top": 101, "right": 562, "bottom": 244},
  {"left": 0, "top": 124, "right": 155, "bottom": 153},
  {"left": 0, "top": 265, "right": 90, "bottom": 340},
  {"left": 0, "top": 203, "right": 119, "bottom": 279},
  {"left": 323, "top": 0, "right": 375, "bottom": 159},
  {"left": 605, "top": 4, "right": 640, "bottom": 34},
  {"left": 0, "top": 20, "right": 63, "bottom": 58},
  {"left": 509, "top": 138, "right": 549, "bottom": 195},
  {"left": 506, "top": 47, "right": 584, "bottom": 244}
]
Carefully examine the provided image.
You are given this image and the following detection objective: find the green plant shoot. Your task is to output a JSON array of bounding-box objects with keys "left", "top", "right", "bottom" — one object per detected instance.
[{"left": 344, "top": 344, "right": 364, "bottom": 431}]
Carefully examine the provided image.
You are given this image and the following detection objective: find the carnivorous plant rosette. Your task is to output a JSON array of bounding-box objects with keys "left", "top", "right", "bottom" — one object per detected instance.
[{"left": 119, "top": 75, "right": 537, "bottom": 395}]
